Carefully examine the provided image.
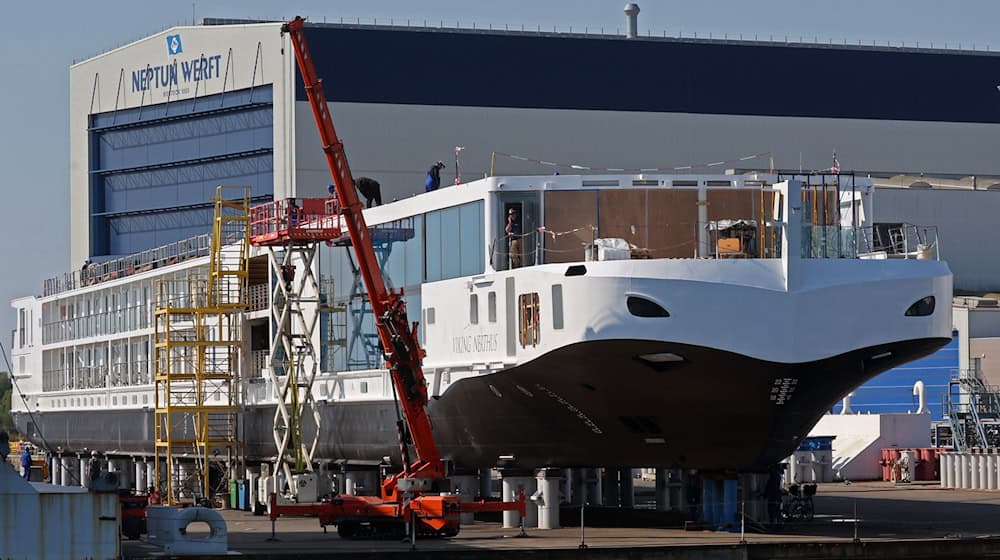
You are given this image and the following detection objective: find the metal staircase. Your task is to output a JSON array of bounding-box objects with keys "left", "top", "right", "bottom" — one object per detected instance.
[
  {"left": 945, "top": 369, "right": 1000, "bottom": 451},
  {"left": 153, "top": 186, "right": 249, "bottom": 505}
]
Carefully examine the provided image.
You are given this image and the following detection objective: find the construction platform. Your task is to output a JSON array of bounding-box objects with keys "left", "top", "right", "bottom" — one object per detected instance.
[{"left": 123, "top": 481, "right": 1000, "bottom": 559}]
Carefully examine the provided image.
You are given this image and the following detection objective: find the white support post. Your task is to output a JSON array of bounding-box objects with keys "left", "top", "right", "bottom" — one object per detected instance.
[
  {"left": 135, "top": 458, "right": 146, "bottom": 492},
  {"left": 146, "top": 460, "right": 156, "bottom": 493},
  {"left": 941, "top": 453, "right": 951, "bottom": 488},
  {"left": 452, "top": 475, "right": 478, "bottom": 525},
  {"left": 78, "top": 454, "right": 87, "bottom": 488},
  {"left": 502, "top": 475, "right": 532, "bottom": 529},
  {"left": 961, "top": 453, "right": 971, "bottom": 489},
  {"left": 536, "top": 468, "right": 561, "bottom": 529},
  {"left": 60, "top": 455, "right": 72, "bottom": 486}
]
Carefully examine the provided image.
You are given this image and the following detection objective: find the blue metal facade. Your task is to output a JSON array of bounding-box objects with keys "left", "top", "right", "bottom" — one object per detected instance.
[
  {"left": 831, "top": 332, "right": 959, "bottom": 420},
  {"left": 302, "top": 25, "right": 1000, "bottom": 124},
  {"left": 88, "top": 85, "right": 273, "bottom": 260}
]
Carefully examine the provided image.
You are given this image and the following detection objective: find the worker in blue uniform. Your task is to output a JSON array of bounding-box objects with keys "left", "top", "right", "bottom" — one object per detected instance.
[
  {"left": 425, "top": 161, "right": 445, "bottom": 192},
  {"left": 20, "top": 445, "right": 31, "bottom": 480}
]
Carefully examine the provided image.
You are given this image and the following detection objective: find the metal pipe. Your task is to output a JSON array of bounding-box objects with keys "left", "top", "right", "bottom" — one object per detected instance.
[
  {"left": 624, "top": 3, "right": 640, "bottom": 39},
  {"left": 913, "top": 381, "right": 928, "bottom": 414}
]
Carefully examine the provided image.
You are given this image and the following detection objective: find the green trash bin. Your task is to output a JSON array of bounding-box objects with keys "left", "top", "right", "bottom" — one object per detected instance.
[{"left": 230, "top": 480, "right": 238, "bottom": 509}]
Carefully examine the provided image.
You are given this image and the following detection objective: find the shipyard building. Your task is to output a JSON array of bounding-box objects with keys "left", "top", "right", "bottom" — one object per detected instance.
[{"left": 67, "top": 18, "right": 1000, "bottom": 287}]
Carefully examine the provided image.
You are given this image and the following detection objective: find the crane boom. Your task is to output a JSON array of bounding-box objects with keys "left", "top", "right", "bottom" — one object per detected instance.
[{"left": 282, "top": 17, "right": 443, "bottom": 492}]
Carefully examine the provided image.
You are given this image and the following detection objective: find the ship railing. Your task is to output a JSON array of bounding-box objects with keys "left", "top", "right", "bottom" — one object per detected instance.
[
  {"left": 247, "top": 283, "right": 269, "bottom": 312},
  {"left": 42, "top": 234, "right": 214, "bottom": 297},
  {"left": 249, "top": 349, "right": 269, "bottom": 379},
  {"left": 489, "top": 220, "right": 939, "bottom": 267},
  {"left": 833, "top": 224, "right": 940, "bottom": 260}
]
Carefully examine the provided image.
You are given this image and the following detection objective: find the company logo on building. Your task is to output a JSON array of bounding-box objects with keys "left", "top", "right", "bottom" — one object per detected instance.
[
  {"left": 166, "top": 34, "right": 183, "bottom": 55},
  {"left": 131, "top": 53, "right": 223, "bottom": 94}
]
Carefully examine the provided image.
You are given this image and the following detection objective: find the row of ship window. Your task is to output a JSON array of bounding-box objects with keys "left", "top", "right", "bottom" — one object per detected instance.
[
  {"left": 47, "top": 393, "right": 149, "bottom": 409},
  {"left": 41, "top": 282, "right": 155, "bottom": 345}
]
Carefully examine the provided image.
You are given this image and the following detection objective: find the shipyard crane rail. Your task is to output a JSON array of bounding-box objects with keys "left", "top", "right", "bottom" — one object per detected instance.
[{"left": 261, "top": 16, "right": 524, "bottom": 538}]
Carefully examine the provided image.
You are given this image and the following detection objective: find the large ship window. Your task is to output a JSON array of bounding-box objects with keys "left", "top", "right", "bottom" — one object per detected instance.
[
  {"left": 518, "top": 293, "right": 540, "bottom": 348},
  {"left": 488, "top": 291, "right": 497, "bottom": 323},
  {"left": 426, "top": 201, "right": 484, "bottom": 281},
  {"left": 551, "top": 284, "right": 564, "bottom": 330},
  {"left": 470, "top": 294, "right": 479, "bottom": 324}
]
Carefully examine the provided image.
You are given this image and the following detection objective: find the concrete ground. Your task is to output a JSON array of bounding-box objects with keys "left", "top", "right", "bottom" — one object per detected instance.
[{"left": 123, "top": 481, "right": 1000, "bottom": 558}]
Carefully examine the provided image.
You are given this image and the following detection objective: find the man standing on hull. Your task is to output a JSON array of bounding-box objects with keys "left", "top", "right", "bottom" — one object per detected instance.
[
  {"left": 425, "top": 161, "right": 446, "bottom": 192},
  {"left": 355, "top": 177, "right": 382, "bottom": 208},
  {"left": 506, "top": 207, "right": 523, "bottom": 269}
]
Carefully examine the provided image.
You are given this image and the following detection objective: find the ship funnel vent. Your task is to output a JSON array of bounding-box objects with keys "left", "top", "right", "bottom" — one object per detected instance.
[{"left": 624, "top": 3, "right": 640, "bottom": 39}]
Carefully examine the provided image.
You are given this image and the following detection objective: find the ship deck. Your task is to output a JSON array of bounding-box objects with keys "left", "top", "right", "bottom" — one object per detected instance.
[{"left": 123, "top": 481, "right": 1000, "bottom": 559}]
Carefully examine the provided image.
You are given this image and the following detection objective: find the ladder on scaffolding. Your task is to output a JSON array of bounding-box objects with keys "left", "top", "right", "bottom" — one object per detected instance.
[{"left": 153, "top": 186, "right": 250, "bottom": 505}]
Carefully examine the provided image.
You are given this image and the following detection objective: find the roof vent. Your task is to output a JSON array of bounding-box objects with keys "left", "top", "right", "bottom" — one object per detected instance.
[{"left": 624, "top": 3, "right": 640, "bottom": 39}]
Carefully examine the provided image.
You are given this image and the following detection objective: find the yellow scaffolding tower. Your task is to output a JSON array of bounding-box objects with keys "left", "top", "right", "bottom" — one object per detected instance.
[{"left": 154, "top": 186, "right": 250, "bottom": 505}]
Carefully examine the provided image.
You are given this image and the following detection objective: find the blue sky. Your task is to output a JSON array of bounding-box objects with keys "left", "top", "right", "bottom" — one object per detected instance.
[{"left": 0, "top": 0, "right": 996, "bottom": 341}]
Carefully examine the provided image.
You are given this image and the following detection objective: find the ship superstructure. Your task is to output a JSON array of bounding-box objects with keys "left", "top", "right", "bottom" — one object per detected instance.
[{"left": 10, "top": 171, "right": 952, "bottom": 473}]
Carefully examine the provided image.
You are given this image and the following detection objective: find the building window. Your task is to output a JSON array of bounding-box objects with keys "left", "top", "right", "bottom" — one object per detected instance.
[
  {"left": 470, "top": 294, "right": 479, "bottom": 325},
  {"left": 518, "top": 293, "right": 540, "bottom": 348}
]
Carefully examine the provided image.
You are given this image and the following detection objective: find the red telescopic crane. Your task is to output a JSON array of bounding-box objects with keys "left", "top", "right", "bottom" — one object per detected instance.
[{"left": 266, "top": 17, "right": 524, "bottom": 538}]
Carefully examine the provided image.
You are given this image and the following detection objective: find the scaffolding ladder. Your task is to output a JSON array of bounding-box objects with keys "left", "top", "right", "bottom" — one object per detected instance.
[{"left": 153, "top": 186, "right": 250, "bottom": 505}]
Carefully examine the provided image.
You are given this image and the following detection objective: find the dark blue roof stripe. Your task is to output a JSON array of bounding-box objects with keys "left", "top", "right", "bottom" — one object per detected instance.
[{"left": 300, "top": 26, "right": 1000, "bottom": 124}]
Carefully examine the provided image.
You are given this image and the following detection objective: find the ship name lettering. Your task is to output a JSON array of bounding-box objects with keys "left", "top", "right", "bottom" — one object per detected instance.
[
  {"left": 452, "top": 333, "right": 500, "bottom": 354},
  {"left": 534, "top": 384, "right": 603, "bottom": 435}
]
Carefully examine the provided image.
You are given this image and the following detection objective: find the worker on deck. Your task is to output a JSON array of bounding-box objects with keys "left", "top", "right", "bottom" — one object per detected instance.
[
  {"left": 425, "top": 161, "right": 446, "bottom": 192},
  {"left": 147, "top": 486, "right": 162, "bottom": 505},
  {"left": 88, "top": 451, "right": 101, "bottom": 485},
  {"left": 80, "top": 260, "right": 91, "bottom": 286},
  {"left": 20, "top": 445, "right": 31, "bottom": 480},
  {"left": 0, "top": 432, "right": 9, "bottom": 467},
  {"left": 355, "top": 176, "right": 382, "bottom": 208},
  {"left": 506, "top": 207, "right": 523, "bottom": 269}
]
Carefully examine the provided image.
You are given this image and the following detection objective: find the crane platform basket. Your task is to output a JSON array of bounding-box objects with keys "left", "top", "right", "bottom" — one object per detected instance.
[{"left": 249, "top": 198, "right": 345, "bottom": 246}]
